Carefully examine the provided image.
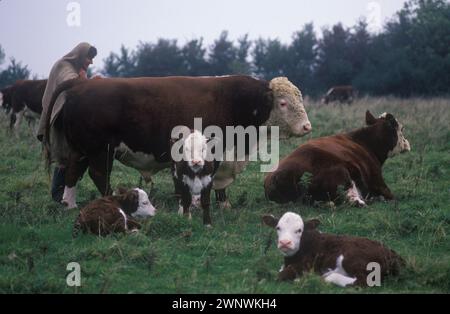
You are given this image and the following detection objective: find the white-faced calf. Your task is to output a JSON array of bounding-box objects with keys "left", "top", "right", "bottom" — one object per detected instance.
[
  {"left": 263, "top": 212, "right": 404, "bottom": 287},
  {"left": 171, "top": 130, "right": 219, "bottom": 226},
  {"left": 73, "top": 188, "right": 156, "bottom": 237},
  {"left": 265, "top": 111, "right": 411, "bottom": 206}
]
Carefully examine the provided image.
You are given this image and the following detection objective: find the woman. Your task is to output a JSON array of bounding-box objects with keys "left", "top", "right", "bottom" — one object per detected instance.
[{"left": 37, "top": 42, "right": 98, "bottom": 204}]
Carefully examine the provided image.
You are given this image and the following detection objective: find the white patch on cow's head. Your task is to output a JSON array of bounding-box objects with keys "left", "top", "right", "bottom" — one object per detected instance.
[
  {"left": 266, "top": 77, "right": 311, "bottom": 138},
  {"left": 132, "top": 188, "right": 156, "bottom": 218},
  {"left": 183, "top": 130, "right": 208, "bottom": 172},
  {"left": 381, "top": 114, "right": 411, "bottom": 157},
  {"left": 275, "top": 212, "right": 304, "bottom": 257}
]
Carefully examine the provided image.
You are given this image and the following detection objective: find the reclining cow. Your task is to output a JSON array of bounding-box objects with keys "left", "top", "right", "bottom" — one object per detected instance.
[
  {"left": 264, "top": 111, "right": 411, "bottom": 206},
  {"left": 72, "top": 187, "right": 156, "bottom": 237},
  {"left": 44, "top": 75, "right": 311, "bottom": 210},
  {"left": 262, "top": 212, "right": 405, "bottom": 287}
]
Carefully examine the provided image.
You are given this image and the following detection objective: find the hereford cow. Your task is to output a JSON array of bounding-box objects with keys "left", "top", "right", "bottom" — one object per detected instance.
[
  {"left": 45, "top": 75, "right": 311, "bottom": 209},
  {"left": 171, "top": 130, "right": 220, "bottom": 226},
  {"left": 262, "top": 212, "right": 405, "bottom": 287},
  {"left": 264, "top": 111, "right": 411, "bottom": 205},
  {"left": 2, "top": 80, "right": 47, "bottom": 131},
  {"left": 72, "top": 187, "right": 156, "bottom": 237},
  {"left": 322, "top": 86, "right": 356, "bottom": 105}
]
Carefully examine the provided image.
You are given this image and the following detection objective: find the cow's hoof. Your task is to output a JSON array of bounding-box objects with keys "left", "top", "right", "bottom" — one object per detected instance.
[{"left": 218, "top": 201, "right": 232, "bottom": 209}]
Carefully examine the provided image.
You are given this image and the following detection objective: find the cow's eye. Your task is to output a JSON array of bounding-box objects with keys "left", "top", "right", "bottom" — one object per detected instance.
[
  {"left": 276, "top": 226, "right": 281, "bottom": 231},
  {"left": 296, "top": 229, "right": 302, "bottom": 233},
  {"left": 143, "top": 201, "right": 149, "bottom": 205}
]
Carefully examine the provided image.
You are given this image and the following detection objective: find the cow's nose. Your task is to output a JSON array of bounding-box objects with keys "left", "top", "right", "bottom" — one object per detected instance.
[
  {"left": 303, "top": 123, "right": 312, "bottom": 133},
  {"left": 192, "top": 160, "right": 201, "bottom": 165},
  {"left": 279, "top": 240, "right": 292, "bottom": 247}
]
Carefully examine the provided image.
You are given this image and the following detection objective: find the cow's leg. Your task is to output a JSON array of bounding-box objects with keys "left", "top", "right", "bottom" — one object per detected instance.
[
  {"left": 13, "top": 109, "right": 24, "bottom": 133},
  {"left": 201, "top": 186, "right": 212, "bottom": 227},
  {"left": 345, "top": 181, "right": 366, "bottom": 207},
  {"left": 62, "top": 155, "right": 89, "bottom": 209},
  {"left": 308, "top": 166, "right": 361, "bottom": 205},
  {"left": 215, "top": 189, "right": 231, "bottom": 209},
  {"left": 9, "top": 112, "right": 17, "bottom": 130},
  {"left": 179, "top": 190, "right": 192, "bottom": 220},
  {"left": 370, "top": 176, "right": 395, "bottom": 200},
  {"left": 88, "top": 151, "right": 114, "bottom": 196}
]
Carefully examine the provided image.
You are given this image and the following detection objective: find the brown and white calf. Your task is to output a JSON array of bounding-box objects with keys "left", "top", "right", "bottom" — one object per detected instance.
[
  {"left": 264, "top": 111, "right": 411, "bottom": 206},
  {"left": 171, "top": 130, "right": 219, "bottom": 226},
  {"left": 263, "top": 212, "right": 404, "bottom": 287},
  {"left": 73, "top": 188, "right": 156, "bottom": 237}
]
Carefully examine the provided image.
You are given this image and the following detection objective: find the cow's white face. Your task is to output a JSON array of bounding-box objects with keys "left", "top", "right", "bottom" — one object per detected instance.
[
  {"left": 264, "top": 212, "right": 304, "bottom": 257},
  {"left": 132, "top": 188, "right": 157, "bottom": 217},
  {"left": 183, "top": 130, "right": 208, "bottom": 172},
  {"left": 379, "top": 113, "right": 411, "bottom": 157},
  {"left": 267, "top": 77, "right": 312, "bottom": 138}
]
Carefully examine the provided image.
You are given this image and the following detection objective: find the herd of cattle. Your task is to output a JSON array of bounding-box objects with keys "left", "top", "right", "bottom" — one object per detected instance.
[{"left": 1, "top": 76, "right": 410, "bottom": 287}]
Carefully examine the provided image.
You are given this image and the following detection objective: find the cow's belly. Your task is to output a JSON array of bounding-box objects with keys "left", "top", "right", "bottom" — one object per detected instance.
[
  {"left": 115, "top": 143, "right": 170, "bottom": 182},
  {"left": 212, "top": 160, "right": 249, "bottom": 190},
  {"left": 115, "top": 143, "right": 250, "bottom": 190}
]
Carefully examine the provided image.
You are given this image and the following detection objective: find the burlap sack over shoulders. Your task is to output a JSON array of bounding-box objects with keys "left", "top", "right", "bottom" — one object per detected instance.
[{"left": 37, "top": 42, "right": 93, "bottom": 165}]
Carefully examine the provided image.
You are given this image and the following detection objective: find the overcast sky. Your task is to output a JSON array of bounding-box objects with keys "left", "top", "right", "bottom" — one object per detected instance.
[{"left": 0, "top": 0, "right": 407, "bottom": 77}]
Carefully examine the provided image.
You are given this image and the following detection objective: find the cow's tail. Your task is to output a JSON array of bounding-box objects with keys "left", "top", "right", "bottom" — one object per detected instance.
[{"left": 43, "top": 77, "right": 84, "bottom": 172}]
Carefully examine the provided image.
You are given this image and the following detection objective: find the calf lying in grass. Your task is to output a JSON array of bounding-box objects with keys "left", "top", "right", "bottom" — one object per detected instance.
[
  {"left": 264, "top": 111, "right": 411, "bottom": 206},
  {"left": 262, "top": 212, "right": 405, "bottom": 287},
  {"left": 171, "top": 130, "right": 219, "bottom": 226},
  {"left": 73, "top": 188, "right": 156, "bottom": 237}
]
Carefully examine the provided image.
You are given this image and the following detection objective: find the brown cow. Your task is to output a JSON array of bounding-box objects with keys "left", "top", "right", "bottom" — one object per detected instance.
[
  {"left": 2, "top": 79, "right": 47, "bottom": 131},
  {"left": 72, "top": 187, "right": 156, "bottom": 237},
  {"left": 262, "top": 212, "right": 405, "bottom": 287},
  {"left": 322, "top": 86, "right": 356, "bottom": 105},
  {"left": 264, "top": 111, "right": 411, "bottom": 205},
  {"left": 45, "top": 75, "right": 311, "bottom": 209}
]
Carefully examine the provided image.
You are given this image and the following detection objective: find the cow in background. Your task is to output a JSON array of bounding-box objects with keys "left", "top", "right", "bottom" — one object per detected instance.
[
  {"left": 1, "top": 79, "right": 47, "bottom": 132},
  {"left": 322, "top": 86, "right": 356, "bottom": 105}
]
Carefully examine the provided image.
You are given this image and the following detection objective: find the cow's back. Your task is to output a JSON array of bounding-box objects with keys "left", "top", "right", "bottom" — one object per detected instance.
[{"left": 61, "top": 75, "right": 273, "bottom": 159}]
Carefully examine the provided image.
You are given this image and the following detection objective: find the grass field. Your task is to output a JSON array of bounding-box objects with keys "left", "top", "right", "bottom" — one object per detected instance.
[{"left": 0, "top": 97, "right": 449, "bottom": 293}]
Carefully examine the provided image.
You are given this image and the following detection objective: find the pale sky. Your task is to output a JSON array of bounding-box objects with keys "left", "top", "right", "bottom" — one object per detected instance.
[{"left": 0, "top": 0, "right": 407, "bottom": 77}]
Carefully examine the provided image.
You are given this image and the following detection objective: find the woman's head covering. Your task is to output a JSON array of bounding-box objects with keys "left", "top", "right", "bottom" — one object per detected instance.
[{"left": 62, "top": 42, "right": 97, "bottom": 70}]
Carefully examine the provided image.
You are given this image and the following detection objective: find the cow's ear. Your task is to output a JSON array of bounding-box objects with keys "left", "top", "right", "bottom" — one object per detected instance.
[
  {"left": 122, "top": 190, "right": 139, "bottom": 214},
  {"left": 305, "top": 219, "right": 320, "bottom": 230},
  {"left": 366, "top": 110, "right": 377, "bottom": 125},
  {"left": 384, "top": 113, "right": 398, "bottom": 128},
  {"left": 262, "top": 214, "right": 279, "bottom": 228}
]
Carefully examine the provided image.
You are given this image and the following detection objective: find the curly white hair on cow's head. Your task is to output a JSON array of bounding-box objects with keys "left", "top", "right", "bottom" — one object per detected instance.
[{"left": 266, "top": 77, "right": 312, "bottom": 138}]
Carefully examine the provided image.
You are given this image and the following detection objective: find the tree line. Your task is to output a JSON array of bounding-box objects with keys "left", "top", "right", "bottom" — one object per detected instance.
[{"left": 1, "top": 0, "right": 449, "bottom": 97}]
